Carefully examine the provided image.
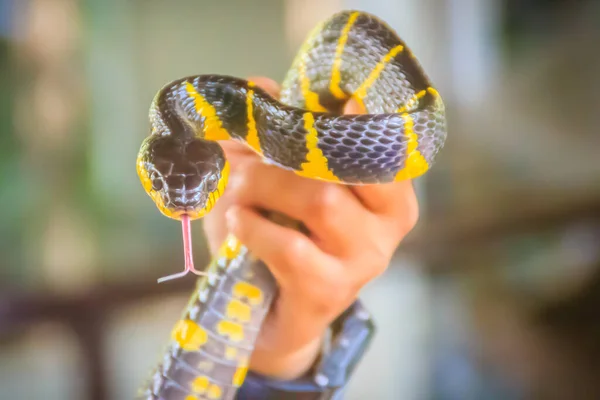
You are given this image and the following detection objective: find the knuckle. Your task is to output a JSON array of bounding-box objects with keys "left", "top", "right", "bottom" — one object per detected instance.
[
  {"left": 228, "top": 163, "right": 257, "bottom": 198},
  {"left": 308, "top": 185, "right": 340, "bottom": 222},
  {"left": 237, "top": 160, "right": 260, "bottom": 181},
  {"left": 400, "top": 193, "right": 420, "bottom": 234},
  {"left": 371, "top": 249, "right": 392, "bottom": 278},
  {"left": 279, "top": 235, "right": 309, "bottom": 266}
]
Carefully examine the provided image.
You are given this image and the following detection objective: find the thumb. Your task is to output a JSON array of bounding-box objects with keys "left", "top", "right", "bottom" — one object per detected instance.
[{"left": 343, "top": 97, "right": 365, "bottom": 114}]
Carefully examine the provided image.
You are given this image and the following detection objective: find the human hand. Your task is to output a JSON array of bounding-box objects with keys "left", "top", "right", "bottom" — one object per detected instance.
[{"left": 203, "top": 77, "right": 420, "bottom": 380}]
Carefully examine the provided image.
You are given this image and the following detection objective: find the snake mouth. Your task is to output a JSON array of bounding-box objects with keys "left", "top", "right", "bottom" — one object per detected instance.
[
  {"left": 160, "top": 189, "right": 213, "bottom": 220},
  {"left": 163, "top": 206, "right": 211, "bottom": 221}
]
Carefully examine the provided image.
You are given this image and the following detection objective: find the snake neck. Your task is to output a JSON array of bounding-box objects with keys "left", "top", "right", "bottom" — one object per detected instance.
[
  {"left": 149, "top": 68, "right": 445, "bottom": 184},
  {"left": 149, "top": 75, "right": 265, "bottom": 141}
]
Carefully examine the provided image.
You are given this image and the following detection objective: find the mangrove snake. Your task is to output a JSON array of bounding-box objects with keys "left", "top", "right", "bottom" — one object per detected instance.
[{"left": 136, "top": 9, "right": 446, "bottom": 400}]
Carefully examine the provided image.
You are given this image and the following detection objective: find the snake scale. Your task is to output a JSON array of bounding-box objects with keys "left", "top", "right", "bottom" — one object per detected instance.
[{"left": 136, "top": 9, "right": 446, "bottom": 400}]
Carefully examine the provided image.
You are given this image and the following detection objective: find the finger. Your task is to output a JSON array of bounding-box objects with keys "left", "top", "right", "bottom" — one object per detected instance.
[
  {"left": 225, "top": 205, "right": 340, "bottom": 286},
  {"left": 351, "top": 179, "right": 415, "bottom": 213},
  {"left": 351, "top": 180, "right": 419, "bottom": 236},
  {"left": 227, "top": 205, "right": 356, "bottom": 348},
  {"left": 247, "top": 76, "right": 281, "bottom": 99},
  {"left": 227, "top": 159, "right": 373, "bottom": 256},
  {"left": 343, "top": 97, "right": 365, "bottom": 114},
  {"left": 221, "top": 139, "right": 254, "bottom": 158},
  {"left": 219, "top": 140, "right": 257, "bottom": 172},
  {"left": 201, "top": 141, "right": 256, "bottom": 254}
]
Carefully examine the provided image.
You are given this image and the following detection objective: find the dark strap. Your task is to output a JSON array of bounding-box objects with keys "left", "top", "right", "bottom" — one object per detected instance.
[{"left": 236, "top": 300, "right": 375, "bottom": 399}]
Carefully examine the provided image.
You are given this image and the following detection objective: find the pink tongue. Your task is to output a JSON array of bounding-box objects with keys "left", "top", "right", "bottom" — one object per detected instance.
[
  {"left": 181, "top": 214, "right": 194, "bottom": 272},
  {"left": 157, "top": 214, "right": 206, "bottom": 283}
]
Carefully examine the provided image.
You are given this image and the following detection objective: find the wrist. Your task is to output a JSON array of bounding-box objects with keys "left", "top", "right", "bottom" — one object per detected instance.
[
  {"left": 248, "top": 334, "right": 324, "bottom": 380},
  {"left": 237, "top": 301, "right": 375, "bottom": 400}
]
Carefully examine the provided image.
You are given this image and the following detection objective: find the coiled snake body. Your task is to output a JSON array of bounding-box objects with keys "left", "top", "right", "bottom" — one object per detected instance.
[{"left": 136, "top": 10, "right": 446, "bottom": 400}]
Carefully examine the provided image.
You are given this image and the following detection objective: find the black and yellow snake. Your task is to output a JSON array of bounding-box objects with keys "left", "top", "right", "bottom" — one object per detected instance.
[{"left": 136, "top": 9, "right": 446, "bottom": 400}]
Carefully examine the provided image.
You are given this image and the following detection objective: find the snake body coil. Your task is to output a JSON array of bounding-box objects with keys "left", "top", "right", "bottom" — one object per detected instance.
[{"left": 137, "top": 10, "right": 446, "bottom": 400}]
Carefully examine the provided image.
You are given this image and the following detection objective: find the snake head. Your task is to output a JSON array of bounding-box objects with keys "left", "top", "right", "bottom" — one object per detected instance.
[{"left": 136, "top": 135, "right": 229, "bottom": 220}]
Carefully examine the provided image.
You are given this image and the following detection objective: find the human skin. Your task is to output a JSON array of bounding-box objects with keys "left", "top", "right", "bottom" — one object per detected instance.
[{"left": 202, "top": 76, "right": 420, "bottom": 380}]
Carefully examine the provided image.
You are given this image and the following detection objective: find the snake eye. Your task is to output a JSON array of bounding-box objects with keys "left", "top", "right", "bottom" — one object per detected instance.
[
  {"left": 152, "top": 179, "right": 163, "bottom": 191},
  {"left": 206, "top": 175, "right": 218, "bottom": 192},
  {"left": 150, "top": 172, "right": 163, "bottom": 191}
]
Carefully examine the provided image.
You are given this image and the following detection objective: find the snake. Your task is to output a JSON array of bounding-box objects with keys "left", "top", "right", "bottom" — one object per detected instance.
[{"left": 135, "top": 9, "right": 446, "bottom": 400}]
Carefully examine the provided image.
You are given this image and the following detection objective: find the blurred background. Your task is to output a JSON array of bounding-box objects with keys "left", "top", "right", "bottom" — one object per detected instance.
[{"left": 1, "top": 0, "right": 599, "bottom": 399}]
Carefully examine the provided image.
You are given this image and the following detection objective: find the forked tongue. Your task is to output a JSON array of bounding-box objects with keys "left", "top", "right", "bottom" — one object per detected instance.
[{"left": 157, "top": 214, "right": 207, "bottom": 283}]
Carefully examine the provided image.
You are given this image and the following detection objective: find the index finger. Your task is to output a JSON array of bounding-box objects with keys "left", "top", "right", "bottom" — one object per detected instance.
[
  {"left": 350, "top": 180, "right": 417, "bottom": 217},
  {"left": 247, "top": 76, "right": 281, "bottom": 98}
]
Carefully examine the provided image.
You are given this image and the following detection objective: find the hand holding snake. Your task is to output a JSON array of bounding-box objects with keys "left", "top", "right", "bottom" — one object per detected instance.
[
  {"left": 136, "top": 10, "right": 446, "bottom": 399},
  {"left": 202, "top": 76, "right": 420, "bottom": 380}
]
